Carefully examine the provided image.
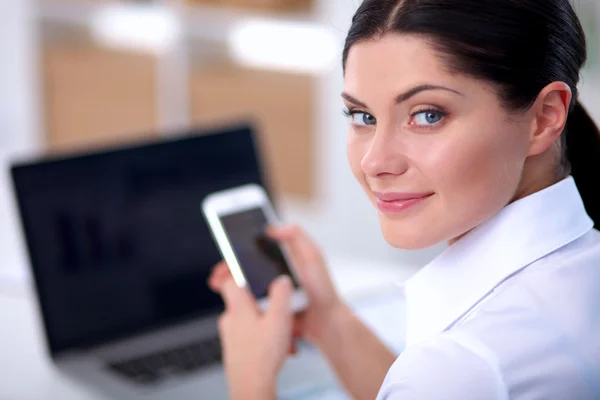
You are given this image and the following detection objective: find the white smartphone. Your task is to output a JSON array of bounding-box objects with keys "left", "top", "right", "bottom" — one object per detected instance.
[{"left": 202, "top": 184, "right": 308, "bottom": 312}]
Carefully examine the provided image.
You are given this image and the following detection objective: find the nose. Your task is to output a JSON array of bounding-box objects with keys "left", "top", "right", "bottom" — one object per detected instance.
[{"left": 361, "top": 126, "right": 409, "bottom": 178}]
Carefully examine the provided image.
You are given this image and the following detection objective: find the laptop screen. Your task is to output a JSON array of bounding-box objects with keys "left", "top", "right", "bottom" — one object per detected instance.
[{"left": 11, "top": 125, "right": 267, "bottom": 355}]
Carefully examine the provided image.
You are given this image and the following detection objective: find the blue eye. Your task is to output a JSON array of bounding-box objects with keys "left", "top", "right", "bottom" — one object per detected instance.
[
  {"left": 412, "top": 110, "right": 445, "bottom": 126},
  {"left": 344, "top": 109, "right": 377, "bottom": 126},
  {"left": 353, "top": 112, "right": 377, "bottom": 126}
]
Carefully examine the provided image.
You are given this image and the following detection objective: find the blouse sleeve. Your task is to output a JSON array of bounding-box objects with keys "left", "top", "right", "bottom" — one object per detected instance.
[{"left": 377, "top": 333, "right": 509, "bottom": 400}]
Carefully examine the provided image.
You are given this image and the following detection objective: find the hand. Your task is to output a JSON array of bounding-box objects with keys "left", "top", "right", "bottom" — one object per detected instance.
[
  {"left": 217, "top": 275, "right": 294, "bottom": 400},
  {"left": 208, "top": 225, "right": 345, "bottom": 347}
]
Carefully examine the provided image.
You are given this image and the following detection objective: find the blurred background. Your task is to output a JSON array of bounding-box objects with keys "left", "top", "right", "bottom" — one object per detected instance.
[
  {"left": 1, "top": 0, "right": 599, "bottom": 398},
  {"left": 2, "top": 0, "right": 600, "bottom": 287},
  {"left": 0, "top": 0, "right": 423, "bottom": 291}
]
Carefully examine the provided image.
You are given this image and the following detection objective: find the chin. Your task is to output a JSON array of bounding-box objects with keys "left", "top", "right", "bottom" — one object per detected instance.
[
  {"left": 383, "top": 234, "right": 436, "bottom": 250},
  {"left": 379, "top": 220, "right": 442, "bottom": 250}
]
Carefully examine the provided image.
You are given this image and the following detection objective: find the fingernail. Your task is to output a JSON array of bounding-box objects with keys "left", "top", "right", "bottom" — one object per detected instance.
[{"left": 277, "top": 275, "right": 292, "bottom": 287}]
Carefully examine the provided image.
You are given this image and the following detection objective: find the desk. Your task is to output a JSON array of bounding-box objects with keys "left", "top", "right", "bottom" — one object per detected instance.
[{"left": 0, "top": 257, "right": 413, "bottom": 399}]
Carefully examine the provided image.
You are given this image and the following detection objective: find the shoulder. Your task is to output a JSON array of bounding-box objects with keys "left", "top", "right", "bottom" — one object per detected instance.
[
  {"left": 476, "top": 228, "right": 600, "bottom": 327},
  {"left": 377, "top": 333, "right": 509, "bottom": 400},
  {"left": 468, "top": 228, "right": 600, "bottom": 329},
  {"left": 531, "top": 228, "right": 600, "bottom": 273}
]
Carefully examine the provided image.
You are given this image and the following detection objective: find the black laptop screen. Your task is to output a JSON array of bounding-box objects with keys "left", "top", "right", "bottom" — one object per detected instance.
[{"left": 11, "top": 126, "right": 266, "bottom": 355}]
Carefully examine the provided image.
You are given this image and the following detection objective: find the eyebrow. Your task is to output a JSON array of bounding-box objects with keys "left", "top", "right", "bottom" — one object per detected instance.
[{"left": 341, "top": 84, "right": 464, "bottom": 108}]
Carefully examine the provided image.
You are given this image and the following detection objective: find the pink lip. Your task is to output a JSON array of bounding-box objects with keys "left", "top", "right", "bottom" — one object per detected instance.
[{"left": 373, "top": 192, "right": 434, "bottom": 214}]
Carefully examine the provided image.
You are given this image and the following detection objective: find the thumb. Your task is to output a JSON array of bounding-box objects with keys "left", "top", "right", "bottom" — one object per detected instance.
[
  {"left": 266, "top": 275, "right": 294, "bottom": 326},
  {"left": 220, "top": 279, "right": 257, "bottom": 317}
]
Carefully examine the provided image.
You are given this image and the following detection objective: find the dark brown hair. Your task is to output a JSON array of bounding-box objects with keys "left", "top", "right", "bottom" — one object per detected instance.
[{"left": 343, "top": 0, "right": 600, "bottom": 228}]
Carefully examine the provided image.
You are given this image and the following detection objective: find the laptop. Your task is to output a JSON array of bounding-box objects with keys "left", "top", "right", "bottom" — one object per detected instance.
[{"left": 10, "top": 124, "right": 338, "bottom": 400}]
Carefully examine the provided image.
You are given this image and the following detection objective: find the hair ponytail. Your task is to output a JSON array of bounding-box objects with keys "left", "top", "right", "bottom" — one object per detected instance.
[{"left": 566, "top": 101, "right": 600, "bottom": 229}]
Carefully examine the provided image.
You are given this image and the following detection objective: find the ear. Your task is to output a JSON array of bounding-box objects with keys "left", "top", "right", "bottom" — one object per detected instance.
[{"left": 527, "top": 82, "right": 572, "bottom": 157}]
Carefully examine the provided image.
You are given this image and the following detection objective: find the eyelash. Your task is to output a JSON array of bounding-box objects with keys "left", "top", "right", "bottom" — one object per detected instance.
[
  {"left": 342, "top": 108, "right": 357, "bottom": 118},
  {"left": 342, "top": 107, "right": 448, "bottom": 130},
  {"left": 342, "top": 108, "right": 376, "bottom": 123}
]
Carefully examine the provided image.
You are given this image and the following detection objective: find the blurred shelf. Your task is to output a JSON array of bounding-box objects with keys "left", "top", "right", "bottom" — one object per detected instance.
[
  {"left": 183, "top": 2, "right": 316, "bottom": 42},
  {"left": 36, "top": 0, "right": 321, "bottom": 199},
  {"left": 37, "top": 1, "right": 317, "bottom": 43}
]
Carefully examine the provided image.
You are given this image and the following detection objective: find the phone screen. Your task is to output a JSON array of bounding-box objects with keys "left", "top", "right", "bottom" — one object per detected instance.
[{"left": 220, "top": 207, "right": 299, "bottom": 299}]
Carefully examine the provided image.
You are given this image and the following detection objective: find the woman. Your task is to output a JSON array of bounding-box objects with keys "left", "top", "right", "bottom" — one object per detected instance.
[{"left": 209, "top": 0, "right": 600, "bottom": 398}]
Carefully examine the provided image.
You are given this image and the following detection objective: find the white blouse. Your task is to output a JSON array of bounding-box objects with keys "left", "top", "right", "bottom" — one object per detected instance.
[{"left": 377, "top": 176, "right": 600, "bottom": 399}]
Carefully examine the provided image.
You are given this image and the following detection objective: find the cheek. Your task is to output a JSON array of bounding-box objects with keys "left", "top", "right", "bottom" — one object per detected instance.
[
  {"left": 347, "top": 131, "right": 369, "bottom": 186},
  {"left": 422, "top": 120, "right": 527, "bottom": 230},
  {"left": 445, "top": 128, "right": 523, "bottom": 189},
  {"left": 345, "top": 114, "right": 529, "bottom": 249}
]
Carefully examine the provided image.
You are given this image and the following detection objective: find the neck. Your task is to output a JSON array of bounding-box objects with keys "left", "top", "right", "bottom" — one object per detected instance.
[{"left": 447, "top": 165, "right": 566, "bottom": 247}]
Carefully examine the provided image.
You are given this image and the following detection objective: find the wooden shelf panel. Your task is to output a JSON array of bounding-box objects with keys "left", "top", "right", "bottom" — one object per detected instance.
[
  {"left": 43, "top": 44, "right": 159, "bottom": 153},
  {"left": 190, "top": 65, "right": 315, "bottom": 198}
]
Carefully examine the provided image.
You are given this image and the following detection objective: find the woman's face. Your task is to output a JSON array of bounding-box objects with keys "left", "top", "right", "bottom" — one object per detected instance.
[{"left": 344, "top": 34, "right": 533, "bottom": 249}]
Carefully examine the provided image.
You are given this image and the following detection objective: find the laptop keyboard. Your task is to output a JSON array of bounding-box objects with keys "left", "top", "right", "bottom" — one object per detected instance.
[{"left": 107, "top": 336, "right": 222, "bottom": 385}]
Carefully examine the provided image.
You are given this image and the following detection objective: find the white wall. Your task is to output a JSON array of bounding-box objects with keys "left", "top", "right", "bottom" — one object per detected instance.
[{"left": 0, "top": 0, "right": 41, "bottom": 283}]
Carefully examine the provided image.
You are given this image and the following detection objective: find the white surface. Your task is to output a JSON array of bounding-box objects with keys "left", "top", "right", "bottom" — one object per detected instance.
[
  {"left": 91, "top": 4, "right": 182, "bottom": 55},
  {"left": 0, "top": 257, "right": 411, "bottom": 400},
  {"left": 228, "top": 19, "right": 338, "bottom": 73},
  {"left": 0, "top": 0, "right": 41, "bottom": 285}
]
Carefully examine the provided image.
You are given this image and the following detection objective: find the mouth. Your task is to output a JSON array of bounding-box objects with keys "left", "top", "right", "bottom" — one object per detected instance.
[{"left": 373, "top": 192, "right": 434, "bottom": 215}]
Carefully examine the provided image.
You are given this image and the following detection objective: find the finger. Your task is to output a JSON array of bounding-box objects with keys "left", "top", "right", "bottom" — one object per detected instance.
[
  {"left": 220, "top": 278, "right": 259, "bottom": 317},
  {"left": 268, "top": 225, "right": 323, "bottom": 268},
  {"left": 267, "top": 226, "right": 322, "bottom": 284},
  {"left": 266, "top": 224, "right": 298, "bottom": 241},
  {"left": 289, "top": 230, "right": 324, "bottom": 268},
  {"left": 263, "top": 226, "right": 307, "bottom": 296},
  {"left": 207, "top": 264, "right": 224, "bottom": 290},
  {"left": 208, "top": 262, "right": 231, "bottom": 292},
  {"left": 292, "top": 317, "right": 304, "bottom": 338},
  {"left": 266, "top": 225, "right": 304, "bottom": 284},
  {"left": 213, "top": 260, "right": 228, "bottom": 273},
  {"left": 265, "top": 275, "right": 294, "bottom": 326},
  {"left": 288, "top": 342, "right": 298, "bottom": 356}
]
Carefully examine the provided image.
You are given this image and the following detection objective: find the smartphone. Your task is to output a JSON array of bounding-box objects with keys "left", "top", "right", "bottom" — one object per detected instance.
[{"left": 202, "top": 184, "right": 308, "bottom": 312}]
